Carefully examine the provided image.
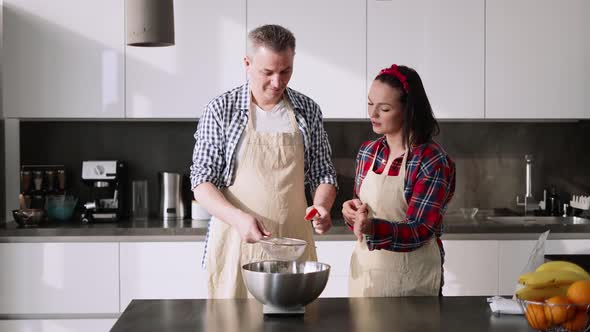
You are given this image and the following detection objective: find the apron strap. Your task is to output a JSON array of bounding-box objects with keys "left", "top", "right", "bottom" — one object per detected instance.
[
  {"left": 247, "top": 91, "right": 298, "bottom": 133},
  {"left": 369, "top": 142, "right": 409, "bottom": 179},
  {"left": 247, "top": 91, "right": 256, "bottom": 132},
  {"left": 282, "top": 97, "right": 299, "bottom": 133}
]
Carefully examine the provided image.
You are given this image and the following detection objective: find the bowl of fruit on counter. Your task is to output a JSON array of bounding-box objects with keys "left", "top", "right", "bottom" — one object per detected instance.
[{"left": 516, "top": 261, "right": 590, "bottom": 332}]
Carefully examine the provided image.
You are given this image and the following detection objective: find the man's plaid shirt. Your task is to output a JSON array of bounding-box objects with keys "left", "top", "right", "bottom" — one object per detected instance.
[
  {"left": 352, "top": 137, "right": 456, "bottom": 255},
  {"left": 190, "top": 82, "right": 338, "bottom": 192}
]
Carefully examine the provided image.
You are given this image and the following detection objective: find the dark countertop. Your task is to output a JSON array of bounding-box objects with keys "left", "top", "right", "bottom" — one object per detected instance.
[
  {"left": 110, "top": 297, "right": 531, "bottom": 332},
  {"left": 2, "top": 215, "right": 590, "bottom": 242},
  {"left": 0, "top": 218, "right": 210, "bottom": 238}
]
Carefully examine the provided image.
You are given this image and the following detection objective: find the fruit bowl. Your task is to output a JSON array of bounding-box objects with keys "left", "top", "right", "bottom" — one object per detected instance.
[
  {"left": 12, "top": 209, "right": 46, "bottom": 227},
  {"left": 518, "top": 299, "right": 590, "bottom": 332}
]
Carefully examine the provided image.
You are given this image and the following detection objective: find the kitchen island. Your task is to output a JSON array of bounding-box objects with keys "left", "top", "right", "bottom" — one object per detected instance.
[{"left": 110, "top": 297, "right": 531, "bottom": 332}]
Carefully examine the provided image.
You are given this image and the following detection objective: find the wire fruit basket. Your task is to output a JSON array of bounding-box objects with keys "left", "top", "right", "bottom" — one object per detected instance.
[{"left": 518, "top": 299, "right": 590, "bottom": 332}]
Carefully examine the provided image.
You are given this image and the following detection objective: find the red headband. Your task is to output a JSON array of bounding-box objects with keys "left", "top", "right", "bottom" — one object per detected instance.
[{"left": 377, "top": 64, "right": 409, "bottom": 92}]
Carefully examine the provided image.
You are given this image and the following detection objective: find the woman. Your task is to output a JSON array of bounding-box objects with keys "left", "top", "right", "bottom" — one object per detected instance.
[{"left": 342, "top": 64, "right": 456, "bottom": 297}]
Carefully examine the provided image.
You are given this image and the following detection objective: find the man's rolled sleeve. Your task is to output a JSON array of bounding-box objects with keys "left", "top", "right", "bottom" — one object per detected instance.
[
  {"left": 307, "top": 104, "right": 338, "bottom": 193},
  {"left": 190, "top": 103, "right": 226, "bottom": 190}
]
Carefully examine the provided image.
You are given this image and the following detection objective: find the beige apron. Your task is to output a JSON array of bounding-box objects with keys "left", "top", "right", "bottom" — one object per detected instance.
[
  {"left": 206, "top": 94, "right": 317, "bottom": 299},
  {"left": 349, "top": 149, "right": 441, "bottom": 297}
]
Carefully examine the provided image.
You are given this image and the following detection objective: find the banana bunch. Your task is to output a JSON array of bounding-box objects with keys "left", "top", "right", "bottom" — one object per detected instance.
[{"left": 516, "top": 261, "right": 590, "bottom": 300}]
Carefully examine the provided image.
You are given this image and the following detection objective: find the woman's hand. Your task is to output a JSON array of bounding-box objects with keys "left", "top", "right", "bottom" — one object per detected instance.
[
  {"left": 353, "top": 203, "right": 372, "bottom": 241},
  {"left": 342, "top": 199, "right": 363, "bottom": 226}
]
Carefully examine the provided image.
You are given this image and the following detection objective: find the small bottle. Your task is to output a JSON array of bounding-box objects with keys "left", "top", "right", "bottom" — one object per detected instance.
[{"left": 546, "top": 187, "right": 560, "bottom": 216}]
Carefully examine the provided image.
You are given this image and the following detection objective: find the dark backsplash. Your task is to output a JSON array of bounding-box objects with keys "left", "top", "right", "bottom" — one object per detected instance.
[{"left": 19, "top": 120, "right": 590, "bottom": 219}]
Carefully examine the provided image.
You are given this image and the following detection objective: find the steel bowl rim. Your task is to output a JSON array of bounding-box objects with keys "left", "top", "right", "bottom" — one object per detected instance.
[{"left": 242, "top": 260, "right": 331, "bottom": 274}]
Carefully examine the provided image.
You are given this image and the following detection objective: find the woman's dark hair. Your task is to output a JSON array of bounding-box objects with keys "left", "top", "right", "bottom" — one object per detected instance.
[{"left": 375, "top": 65, "right": 439, "bottom": 148}]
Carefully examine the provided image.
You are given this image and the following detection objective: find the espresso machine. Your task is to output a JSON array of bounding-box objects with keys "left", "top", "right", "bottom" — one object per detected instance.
[{"left": 81, "top": 161, "right": 127, "bottom": 222}]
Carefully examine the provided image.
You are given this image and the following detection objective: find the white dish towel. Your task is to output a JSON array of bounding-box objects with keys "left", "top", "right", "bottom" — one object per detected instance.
[{"left": 487, "top": 296, "right": 524, "bottom": 315}]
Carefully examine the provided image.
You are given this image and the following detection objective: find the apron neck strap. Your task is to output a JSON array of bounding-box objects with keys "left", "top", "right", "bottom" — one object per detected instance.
[
  {"left": 369, "top": 143, "right": 409, "bottom": 176},
  {"left": 248, "top": 90, "right": 298, "bottom": 132}
]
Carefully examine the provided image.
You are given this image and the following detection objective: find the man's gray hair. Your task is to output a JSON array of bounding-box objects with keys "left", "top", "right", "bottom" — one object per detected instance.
[{"left": 247, "top": 24, "right": 296, "bottom": 56}]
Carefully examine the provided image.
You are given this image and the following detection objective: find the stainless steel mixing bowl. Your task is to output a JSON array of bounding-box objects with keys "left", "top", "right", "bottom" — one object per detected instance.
[{"left": 242, "top": 260, "right": 330, "bottom": 312}]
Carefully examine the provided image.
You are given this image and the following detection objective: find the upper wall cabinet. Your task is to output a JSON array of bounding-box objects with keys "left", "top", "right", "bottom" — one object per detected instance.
[
  {"left": 125, "top": 0, "right": 245, "bottom": 119},
  {"left": 486, "top": 0, "right": 590, "bottom": 119},
  {"left": 247, "top": 0, "right": 366, "bottom": 119},
  {"left": 3, "top": 0, "right": 125, "bottom": 118},
  {"left": 368, "top": 0, "right": 485, "bottom": 119}
]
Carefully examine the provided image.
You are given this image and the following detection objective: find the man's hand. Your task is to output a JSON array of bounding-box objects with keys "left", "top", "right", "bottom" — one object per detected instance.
[
  {"left": 307, "top": 205, "right": 331, "bottom": 234},
  {"left": 353, "top": 203, "right": 371, "bottom": 241},
  {"left": 234, "top": 211, "right": 271, "bottom": 243},
  {"left": 342, "top": 198, "right": 363, "bottom": 226}
]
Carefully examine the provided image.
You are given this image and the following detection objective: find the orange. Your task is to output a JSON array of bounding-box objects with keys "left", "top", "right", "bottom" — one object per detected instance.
[
  {"left": 544, "top": 296, "right": 576, "bottom": 324},
  {"left": 567, "top": 281, "right": 590, "bottom": 305},
  {"left": 525, "top": 303, "right": 550, "bottom": 330},
  {"left": 561, "top": 310, "right": 589, "bottom": 332}
]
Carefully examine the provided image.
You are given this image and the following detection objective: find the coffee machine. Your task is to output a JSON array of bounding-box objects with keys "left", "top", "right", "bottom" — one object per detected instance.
[{"left": 81, "top": 161, "right": 127, "bottom": 222}]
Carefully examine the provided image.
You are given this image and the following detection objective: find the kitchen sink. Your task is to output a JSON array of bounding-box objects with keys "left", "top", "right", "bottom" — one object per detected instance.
[{"left": 485, "top": 216, "right": 590, "bottom": 225}]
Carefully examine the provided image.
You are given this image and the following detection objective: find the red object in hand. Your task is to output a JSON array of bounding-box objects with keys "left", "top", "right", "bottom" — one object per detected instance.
[{"left": 305, "top": 207, "right": 319, "bottom": 221}]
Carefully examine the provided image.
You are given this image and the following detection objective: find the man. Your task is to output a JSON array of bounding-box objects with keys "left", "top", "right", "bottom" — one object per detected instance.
[{"left": 190, "top": 24, "right": 338, "bottom": 298}]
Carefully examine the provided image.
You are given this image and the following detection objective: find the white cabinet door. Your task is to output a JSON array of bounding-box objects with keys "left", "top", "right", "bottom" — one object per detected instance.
[
  {"left": 546, "top": 240, "right": 590, "bottom": 255},
  {"left": 368, "top": 0, "right": 485, "bottom": 119},
  {"left": 315, "top": 241, "right": 356, "bottom": 297},
  {"left": 486, "top": 0, "right": 590, "bottom": 119},
  {"left": 247, "top": 0, "right": 366, "bottom": 119},
  {"left": 0, "top": 243, "right": 119, "bottom": 314},
  {"left": 498, "top": 240, "right": 536, "bottom": 296},
  {"left": 3, "top": 0, "right": 124, "bottom": 118},
  {"left": 119, "top": 242, "right": 207, "bottom": 312},
  {"left": 442, "top": 240, "right": 499, "bottom": 296},
  {"left": 0, "top": 319, "right": 116, "bottom": 332},
  {"left": 125, "top": 0, "right": 245, "bottom": 118},
  {"left": 498, "top": 239, "right": 590, "bottom": 296}
]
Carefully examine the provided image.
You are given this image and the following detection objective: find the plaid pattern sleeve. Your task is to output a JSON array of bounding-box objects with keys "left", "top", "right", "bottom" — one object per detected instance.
[
  {"left": 304, "top": 98, "right": 338, "bottom": 192},
  {"left": 354, "top": 139, "right": 456, "bottom": 252},
  {"left": 190, "top": 101, "right": 225, "bottom": 189}
]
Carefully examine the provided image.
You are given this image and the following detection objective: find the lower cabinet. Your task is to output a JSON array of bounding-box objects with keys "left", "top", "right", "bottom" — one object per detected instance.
[
  {"left": 441, "top": 240, "right": 499, "bottom": 296},
  {"left": 498, "top": 239, "right": 590, "bottom": 296},
  {"left": 498, "top": 240, "right": 537, "bottom": 295},
  {"left": 0, "top": 319, "right": 116, "bottom": 332},
  {"left": 0, "top": 243, "right": 119, "bottom": 314},
  {"left": 316, "top": 240, "right": 502, "bottom": 297},
  {"left": 119, "top": 242, "right": 207, "bottom": 311},
  {"left": 2, "top": 238, "right": 588, "bottom": 318},
  {"left": 546, "top": 239, "right": 590, "bottom": 255},
  {"left": 315, "top": 241, "right": 356, "bottom": 298}
]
